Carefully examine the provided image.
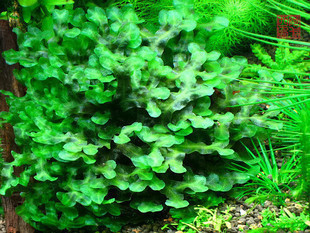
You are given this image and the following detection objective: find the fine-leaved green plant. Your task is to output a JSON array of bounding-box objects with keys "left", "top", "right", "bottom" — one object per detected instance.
[
  {"left": 242, "top": 42, "right": 310, "bottom": 79},
  {"left": 298, "top": 109, "right": 310, "bottom": 202},
  {"left": 109, "top": 0, "right": 310, "bottom": 55},
  {"left": 229, "top": 138, "right": 301, "bottom": 205},
  {"left": 236, "top": 57, "right": 310, "bottom": 200},
  {"left": 0, "top": 0, "right": 282, "bottom": 231},
  {"left": 248, "top": 207, "right": 310, "bottom": 232},
  {"left": 171, "top": 206, "right": 233, "bottom": 233},
  {"left": 166, "top": 192, "right": 228, "bottom": 233},
  {"left": 110, "top": 0, "right": 273, "bottom": 55}
]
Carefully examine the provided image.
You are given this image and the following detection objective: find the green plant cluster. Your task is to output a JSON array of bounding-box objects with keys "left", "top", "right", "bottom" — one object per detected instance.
[
  {"left": 110, "top": 0, "right": 273, "bottom": 55},
  {"left": 0, "top": 0, "right": 286, "bottom": 231},
  {"left": 235, "top": 41, "right": 310, "bottom": 204},
  {"left": 194, "top": 0, "right": 273, "bottom": 55},
  {"left": 243, "top": 42, "right": 310, "bottom": 78},
  {"left": 299, "top": 109, "right": 310, "bottom": 202},
  {"left": 185, "top": 205, "right": 233, "bottom": 232},
  {"left": 17, "top": 0, "right": 74, "bottom": 23},
  {"left": 164, "top": 192, "right": 226, "bottom": 232},
  {"left": 229, "top": 138, "right": 301, "bottom": 205},
  {"left": 248, "top": 207, "right": 310, "bottom": 232}
]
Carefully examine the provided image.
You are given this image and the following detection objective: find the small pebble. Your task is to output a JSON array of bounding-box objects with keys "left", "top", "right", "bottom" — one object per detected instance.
[
  {"left": 257, "top": 204, "right": 263, "bottom": 211},
  {"left": 264, "top": 200, "right": 272, "bottom": 207},
  {"left": 247, "top": 217, "right": 255, "bottom": 225},
  {"left": 240, "top": 208, "right": 247, "bottom": 216},
  {"left": 237, "top": 217, "right": 246, "bottom": 224},
  {"left": 254, "top": 217, "right": 261, "bottom": 223}
]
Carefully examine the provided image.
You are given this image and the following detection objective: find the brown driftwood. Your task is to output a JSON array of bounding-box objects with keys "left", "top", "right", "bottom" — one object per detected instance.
[{"left": 0, "top": 20, "right": 35, "bottom": 233}]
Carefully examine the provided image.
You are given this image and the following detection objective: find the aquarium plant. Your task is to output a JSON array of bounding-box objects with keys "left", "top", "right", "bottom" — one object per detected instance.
[{"left": 0, "top": 0, "right": 282, "bottom": 231}]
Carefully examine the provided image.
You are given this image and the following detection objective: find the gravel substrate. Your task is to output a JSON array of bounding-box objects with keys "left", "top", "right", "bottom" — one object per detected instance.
[
  {"left": 0, "top": 196, "right": 308, "bottom": 233},
  {"left": 0, "top": 199, "right": 310, "bottom": 233},
  {"left": 120, "top": 197, "right": 310, "bottom": 233}
]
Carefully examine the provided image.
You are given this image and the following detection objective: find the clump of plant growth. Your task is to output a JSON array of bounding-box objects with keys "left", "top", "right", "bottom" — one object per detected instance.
[
  {"left": 234, "top": 40, "right": 310, "bottom": 203},
  {"left": 229, "top": 138, "right": 301, "bottom": 205},
  {"left": 0, "top": 0, "right": 281, "bottom": 231},
  {"left": 163, "top": 192, "right": 226, "bottom": 232},
  {"left": 110, "top": 0, "right": 273, "bottom": 55},
  {"left": 248, "top": 206, "right": 310, "bottom": 232},
  {"left": 242, "top": 42, "right": 310, "bottom": 79}
]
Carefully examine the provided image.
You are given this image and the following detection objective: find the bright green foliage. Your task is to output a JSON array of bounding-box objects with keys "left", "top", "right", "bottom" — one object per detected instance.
[
  {"left": 234, "top": 57, "right": 310, "bottom": 205},
  {"left": 243, "top": 42, "right": 310, "bottom": 78},
  {"left": 0, "top": 1, "right": 279, "bottom": 231},
  {"left": 0, "top": 138, "right": 3, "bottom": 215},
  {"left": 229, "top": 138, "right": 301, "bottom": 205},
  {"left": 195, "top": 0, "right": 272, "bottom": 55},
  {"left": 167, "top": 192, "right": 228, "bottom": 232},
  {"left": 18, "top": 0, "right": 39, "bottom": 7},
  {"left": 170, "top": 206, "right": 233, "bottom": 232},
  {"left": 17, "top": 0, "right": 74, "bottom": 24},
  {"left": 297, "top": 109, "right": 310, "bottom": 202},
  {"left": 256, "top": 207, "right": 310, "bottom": 232},
  {"left": 110, "top": 0, "right": 272, "bottom": 55}
]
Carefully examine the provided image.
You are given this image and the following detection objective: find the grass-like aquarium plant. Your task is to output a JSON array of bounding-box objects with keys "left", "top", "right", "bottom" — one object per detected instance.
[{"left": 229, "top": 138, "right": 301, "bottom": 205}]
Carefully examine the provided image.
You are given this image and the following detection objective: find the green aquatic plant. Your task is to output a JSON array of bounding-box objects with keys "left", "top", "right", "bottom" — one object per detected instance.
[
  {"left": 232, "top": 61, "right": 310, "bottom": 203},
  {"left": 242, "top": 42, "right": 310, "bottom": 79},
  {"left": 264, "top": 0, "right": 310, "bottom": 32},
  {"left": 251, "top": 207, "right": 310, "bottom": 232},
  {"left": 172, "top": 205, "right": 233, "bottom": 232},
  {"left": 109, "top": 0, "right": 310, "bottom": 55},
  {"left": 229, "top": 0, "right": 310, "bottom": 51},
  {"left": 0, "top": 0, "right": 280, "bottom": 231},
  {"left": 17, "top": 0, "right": 74, "bottom": 23},
  {"left": 110, "top": 0, "right": 272, "bottom": 55},
  {"left": 166, "top": 192, "right": 227, "bottom": 232},
  {"left": 109, "top": 0, "right": 173, "bottom": 31},
  {"left": 295, "top": 109, "right": 310, "bottom": 202},
  {"left": 197, "top": 0, "right": 273, "bottom": 55},
  {"left": 108, "top": 0, "right": 310, "bottom": 54},
  {"left": 229, "top": 137, "right": 301, "bottom": 205}
]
